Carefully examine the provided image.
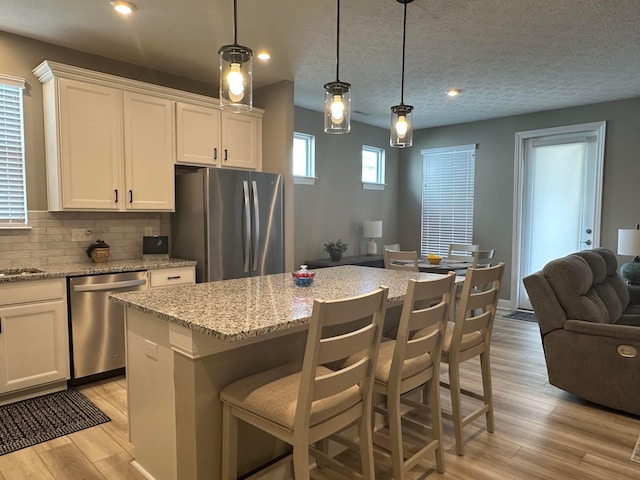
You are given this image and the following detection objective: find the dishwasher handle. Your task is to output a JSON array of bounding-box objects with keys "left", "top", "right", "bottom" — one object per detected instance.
[{"left": 73, "top": 278, "right": 147, "bottom": 292}]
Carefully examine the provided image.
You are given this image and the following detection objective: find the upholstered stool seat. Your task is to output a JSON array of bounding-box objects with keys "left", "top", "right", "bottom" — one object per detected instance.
[{"left": 221, "top": 363, "right": 361, "bottom": 430}]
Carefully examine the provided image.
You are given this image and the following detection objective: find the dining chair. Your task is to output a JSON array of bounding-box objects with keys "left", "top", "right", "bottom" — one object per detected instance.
[
  {"left": 369, "top": 273, "right": 456, "bottom": 478},
  {"left": 440, "top": 262, "right": 505, "bottom": 456},
  {"left": 220, "top": 286, "right": 389, "bottom": 480},
  {"left": 384, "top": 249, "right": 419, "bottom": 272},
  {"left": 384, "top": 243, "right": 401, "bottom": 252},
  {"left": 447, "top": 244, "right": 479, "bottom": 266},
  {"left": 474, "top": 249, "right": 496, "bottom": 268}
]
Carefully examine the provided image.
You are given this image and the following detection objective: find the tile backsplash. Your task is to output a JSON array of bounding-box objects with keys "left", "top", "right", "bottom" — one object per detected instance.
[{"left": 0, "top": 211, "right": 170, "bottom": 269}]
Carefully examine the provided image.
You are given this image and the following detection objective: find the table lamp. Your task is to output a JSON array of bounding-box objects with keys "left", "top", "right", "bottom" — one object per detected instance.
[
  {"left": 617, "top": 224, "right": 640, "bottom": 284},
  {"left": 363, "top": 220, "right": 383, "bottom": 255}
]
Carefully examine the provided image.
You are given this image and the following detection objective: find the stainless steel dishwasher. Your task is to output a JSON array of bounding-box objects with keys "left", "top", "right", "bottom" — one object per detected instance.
[{"left": 68, "top": 270, "right": 147, "bottom": 384}]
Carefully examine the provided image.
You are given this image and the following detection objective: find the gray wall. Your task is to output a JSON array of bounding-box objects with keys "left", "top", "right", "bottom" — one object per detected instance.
[
  {"left": 293, "top": 107, "right": 400, "bottom": 267},
  {"left": 399, "top": 97, "right": 640, "bottom": 301}
]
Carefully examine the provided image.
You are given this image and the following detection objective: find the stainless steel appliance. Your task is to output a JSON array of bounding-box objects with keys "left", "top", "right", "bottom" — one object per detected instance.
[
  {"left": 172, "top": 168, "right": 284, "bottom": 282},
  {"left": 68, "top": 271, "right": 147, "bottom": 384}
]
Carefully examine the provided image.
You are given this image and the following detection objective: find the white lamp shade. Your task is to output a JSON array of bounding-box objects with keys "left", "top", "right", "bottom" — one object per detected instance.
[
  {"left": 363, "top": 220, "right": 383, "bottom": 239},
  {"left": 617, "top": 228, "right": 640, "bottom": 255}
]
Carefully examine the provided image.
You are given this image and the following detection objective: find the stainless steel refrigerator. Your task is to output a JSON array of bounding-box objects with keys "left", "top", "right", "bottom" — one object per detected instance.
[{"left": 171, "top": 168, "right": 284, "bottom": 282}]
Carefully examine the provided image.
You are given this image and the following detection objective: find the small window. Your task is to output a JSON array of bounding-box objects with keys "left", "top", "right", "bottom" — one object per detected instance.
[
  {"left": 0, "top": 75, "right": 28, "bottom": 229},
  {"left": 362, "top": 145, "right": 385, "bottom": 190},
  {"left": 293, "top": 132, "right": 316, "bottom": 185}
]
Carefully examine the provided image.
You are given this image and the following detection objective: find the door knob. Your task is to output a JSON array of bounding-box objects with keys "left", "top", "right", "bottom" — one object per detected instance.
[
  {"left": 585, "top": 228, "right": 592, "bottom": 234},
  {"left": 582, "top": 240, "right": 592, "bottom": 245}
]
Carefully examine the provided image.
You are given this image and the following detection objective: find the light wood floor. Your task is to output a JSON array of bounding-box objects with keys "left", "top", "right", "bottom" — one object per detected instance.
[{"left": 1, "top": 314, "right": 639, "bottom": 479}]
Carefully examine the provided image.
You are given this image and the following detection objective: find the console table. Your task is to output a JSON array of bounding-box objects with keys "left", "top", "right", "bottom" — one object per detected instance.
[{"left": 304, "top": 254, "right": 384, "bottom": 269}]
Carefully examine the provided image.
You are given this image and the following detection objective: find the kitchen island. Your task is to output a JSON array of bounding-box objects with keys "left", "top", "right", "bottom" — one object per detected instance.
[{"left": 111, "top": 266, "right": 459, "bottom": 480}]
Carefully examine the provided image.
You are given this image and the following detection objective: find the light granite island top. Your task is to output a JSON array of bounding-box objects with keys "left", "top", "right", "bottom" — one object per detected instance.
[
  {"left": 111, "top": 265, "right": 455, "bottom": 342},
  {"left": 113, "top": 266, "right": 460, "bottom": 480}
]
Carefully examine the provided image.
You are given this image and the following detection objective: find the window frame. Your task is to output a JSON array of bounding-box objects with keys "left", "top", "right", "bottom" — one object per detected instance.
[
  {"left": 361, "top": 145, "right": 385, "bottom": 190},
  {"left": 420, "top": 144, "right": 476, "bottom": 256},
  {"left": 0, "top": 74, "right": 28, "bottom": 229},
  {"left": 293, "top": 132, "right": 316, "bottom": 185}
]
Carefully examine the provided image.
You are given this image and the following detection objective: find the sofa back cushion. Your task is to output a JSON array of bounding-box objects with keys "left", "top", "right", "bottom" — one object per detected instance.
[
  {"left": 542, "top": 255, "right": 610, "bottom": 323},
  {"left": 595, "top": 248, "right": 630, "bottom": 308}
]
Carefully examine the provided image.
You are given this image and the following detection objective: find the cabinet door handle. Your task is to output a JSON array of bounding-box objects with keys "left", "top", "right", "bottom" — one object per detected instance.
[
  {"left": 114, "top": 189, "right": 119, "bottom": 203},
  {"left": 213, "top": 147, "right": 217, "bottom": 160},
  {"left": 167, "top": 276, "right": 182, "bottom": 280},
  {"left": 224, "top": 149, "right": 228, "bottom": 162},
  {"left": 129, "top": 190, "right": 133, "bottom": 203}
]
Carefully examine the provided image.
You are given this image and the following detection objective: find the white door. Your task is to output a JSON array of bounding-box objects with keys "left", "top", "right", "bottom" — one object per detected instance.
[{"left": 513, "top": 122, "right": 606, "bottom": 310}]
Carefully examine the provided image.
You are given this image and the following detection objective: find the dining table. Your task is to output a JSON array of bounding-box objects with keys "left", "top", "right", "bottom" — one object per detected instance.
[{"left": 418, "top": 258, "right": 474, "bottom": 274}]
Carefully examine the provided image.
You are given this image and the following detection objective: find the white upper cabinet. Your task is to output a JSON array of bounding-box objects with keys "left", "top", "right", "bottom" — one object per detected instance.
[
  {"left": 53, "top": 78, "right": 124, "bottom": 210},
  {"left": 220, "top": 111, "right": 262, "bottom": 170},
  {"left": 176, "top": 101, "right": 262, "bottom": 170},
  {"left": 34, "top": 61, "right": 265, "bottom": 211},
  {"left": 176, "top": 102, "right": 221, "bottom": 166},
  {"left": 123, "top": 92, "right": 175, "bottom": 210},
  {"left": 35, "top": 64, "right": 175, "bottom": 212}
]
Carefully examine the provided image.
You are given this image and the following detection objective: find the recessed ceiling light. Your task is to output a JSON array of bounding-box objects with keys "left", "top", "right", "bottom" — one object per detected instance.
[
  {"left": 256, "top": 52, "right": 271, "bottom": 61},
  {"left": 111, "top": 1, "right": 136, "bottom": 15},
  {"left": 446, "top": 89, "right": 461, "bottom": 97}
]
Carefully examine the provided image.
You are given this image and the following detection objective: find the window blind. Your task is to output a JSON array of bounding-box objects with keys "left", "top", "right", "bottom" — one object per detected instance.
[
  {"left": 420, "top": 145, "right": 476, "bottom": 256},
  {"left": 0, "top": 75, "right": 27, "bottom": 228}
]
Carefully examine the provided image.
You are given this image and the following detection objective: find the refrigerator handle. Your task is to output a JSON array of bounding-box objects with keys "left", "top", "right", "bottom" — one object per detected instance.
[
  {"left": 242, "top": 180, "right": 251, "bottom": 273},
  {"left": 251, "top": 180, "right": 260, "bottom": 272}
]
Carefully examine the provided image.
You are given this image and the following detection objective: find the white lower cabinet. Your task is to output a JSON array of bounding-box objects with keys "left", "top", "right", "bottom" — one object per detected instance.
[
  {"left": 0, "top": 279, "right": 69, "bottom": 396},
  {"left": 148, "top": 266, "right": 195, "bottom": 288}
]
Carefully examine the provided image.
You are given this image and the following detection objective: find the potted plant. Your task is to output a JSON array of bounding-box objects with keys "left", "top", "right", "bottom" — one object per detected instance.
[
  {"left": 324, "top": 239, "right": 349, "bottom": 262},
  {"left": 86, "top": 239, "right": 110, "bottom": 263}
]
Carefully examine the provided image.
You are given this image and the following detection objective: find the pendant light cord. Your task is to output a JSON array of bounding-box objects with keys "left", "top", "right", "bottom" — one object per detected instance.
[
  {"left": 233, "top": 0, "right": 238, "bottom": 45},
  {"left": 336, "top": 0, "right": 341, "bottom": 81},
  {"left": 400, "top": 0, "right": 407, "bottom": 105}
]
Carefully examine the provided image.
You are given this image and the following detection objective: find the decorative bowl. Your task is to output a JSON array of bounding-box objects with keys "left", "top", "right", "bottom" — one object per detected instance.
[
  {"left": 292, "top": 265, "right": 315, "bottom": 287},
  {"left": 426, "top": 254, "right": 442, "bottom": 265}
]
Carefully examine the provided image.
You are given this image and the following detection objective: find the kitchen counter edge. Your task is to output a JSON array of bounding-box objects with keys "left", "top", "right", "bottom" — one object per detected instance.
[{"left": 0, "top": 258, "right": 197, "bottom": 283}]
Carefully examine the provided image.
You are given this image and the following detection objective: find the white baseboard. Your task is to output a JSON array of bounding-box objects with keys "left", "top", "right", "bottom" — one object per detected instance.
[{"left": 130, "top": 461, "right": 157, "bottom": 480}]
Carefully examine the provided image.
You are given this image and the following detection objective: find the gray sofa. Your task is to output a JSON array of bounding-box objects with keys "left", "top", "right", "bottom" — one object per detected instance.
[{"left": 523, "top": 248, "right": 640, "bottom": 416}]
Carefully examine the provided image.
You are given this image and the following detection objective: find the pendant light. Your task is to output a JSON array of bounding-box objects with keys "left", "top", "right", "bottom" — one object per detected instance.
[
  {"left": 324, "top": 0, "right": 351, "bottom": 134},
  {"left": 390, "top": 0, "right": 413, "bottom": 148},
  {"left": 219, "top": 0, "right": 253, "bottom": 112}
]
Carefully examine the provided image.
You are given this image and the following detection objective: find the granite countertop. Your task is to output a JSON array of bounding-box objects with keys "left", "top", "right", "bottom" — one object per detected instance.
[
  {"left": 111, "top": 265, "right": 459, "bottom": 342},
  {"left": 0, "top": 258, "right": 197, "bottom": 283}
]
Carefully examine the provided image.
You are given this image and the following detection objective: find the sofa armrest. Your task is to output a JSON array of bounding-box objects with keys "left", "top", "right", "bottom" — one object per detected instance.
[{"left": 564, "top": 319, "right": 640, "bottom": 342}]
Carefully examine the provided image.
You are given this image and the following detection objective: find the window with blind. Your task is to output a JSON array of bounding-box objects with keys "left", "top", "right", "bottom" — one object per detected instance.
[
  {"left": 421, "top": 144, "right": 476, "bottom": 256},
  {"left": 0, "top": 75, "right": 27, "bottom": 228}
]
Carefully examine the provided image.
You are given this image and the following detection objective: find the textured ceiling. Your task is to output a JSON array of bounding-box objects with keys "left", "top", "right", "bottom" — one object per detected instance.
[{"left": 1, "top": 0, "right": 639, "bottom": 129}]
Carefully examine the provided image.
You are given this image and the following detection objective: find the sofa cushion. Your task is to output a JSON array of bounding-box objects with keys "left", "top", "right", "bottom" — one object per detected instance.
[
  {"left": 542, "top": 255, "right": 610, "bottom": 323},
  {"left": 573, "top": 250, "right": 625, "bottom": 323},
  {"left": 594, "top": 248, "right": 631, "bottom": 309}
]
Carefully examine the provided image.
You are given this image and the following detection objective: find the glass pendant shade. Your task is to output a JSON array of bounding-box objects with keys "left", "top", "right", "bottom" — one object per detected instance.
[
  {"left": 219, "top": 44, "right": 253, "bottom": 112},
  {"left": 390, "top": 104, "right": 413, "bottom": 147},
  {"left": 324, "top": 81, "right": 351, "bottom": 134},
  {"left": 390, "top": 0, "right": 414, "bottom": 148}
]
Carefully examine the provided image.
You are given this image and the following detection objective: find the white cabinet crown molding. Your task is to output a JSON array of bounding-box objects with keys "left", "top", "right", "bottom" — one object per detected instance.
[{"left": 33, "top": 60, "right": 264, "bottom": 117}]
